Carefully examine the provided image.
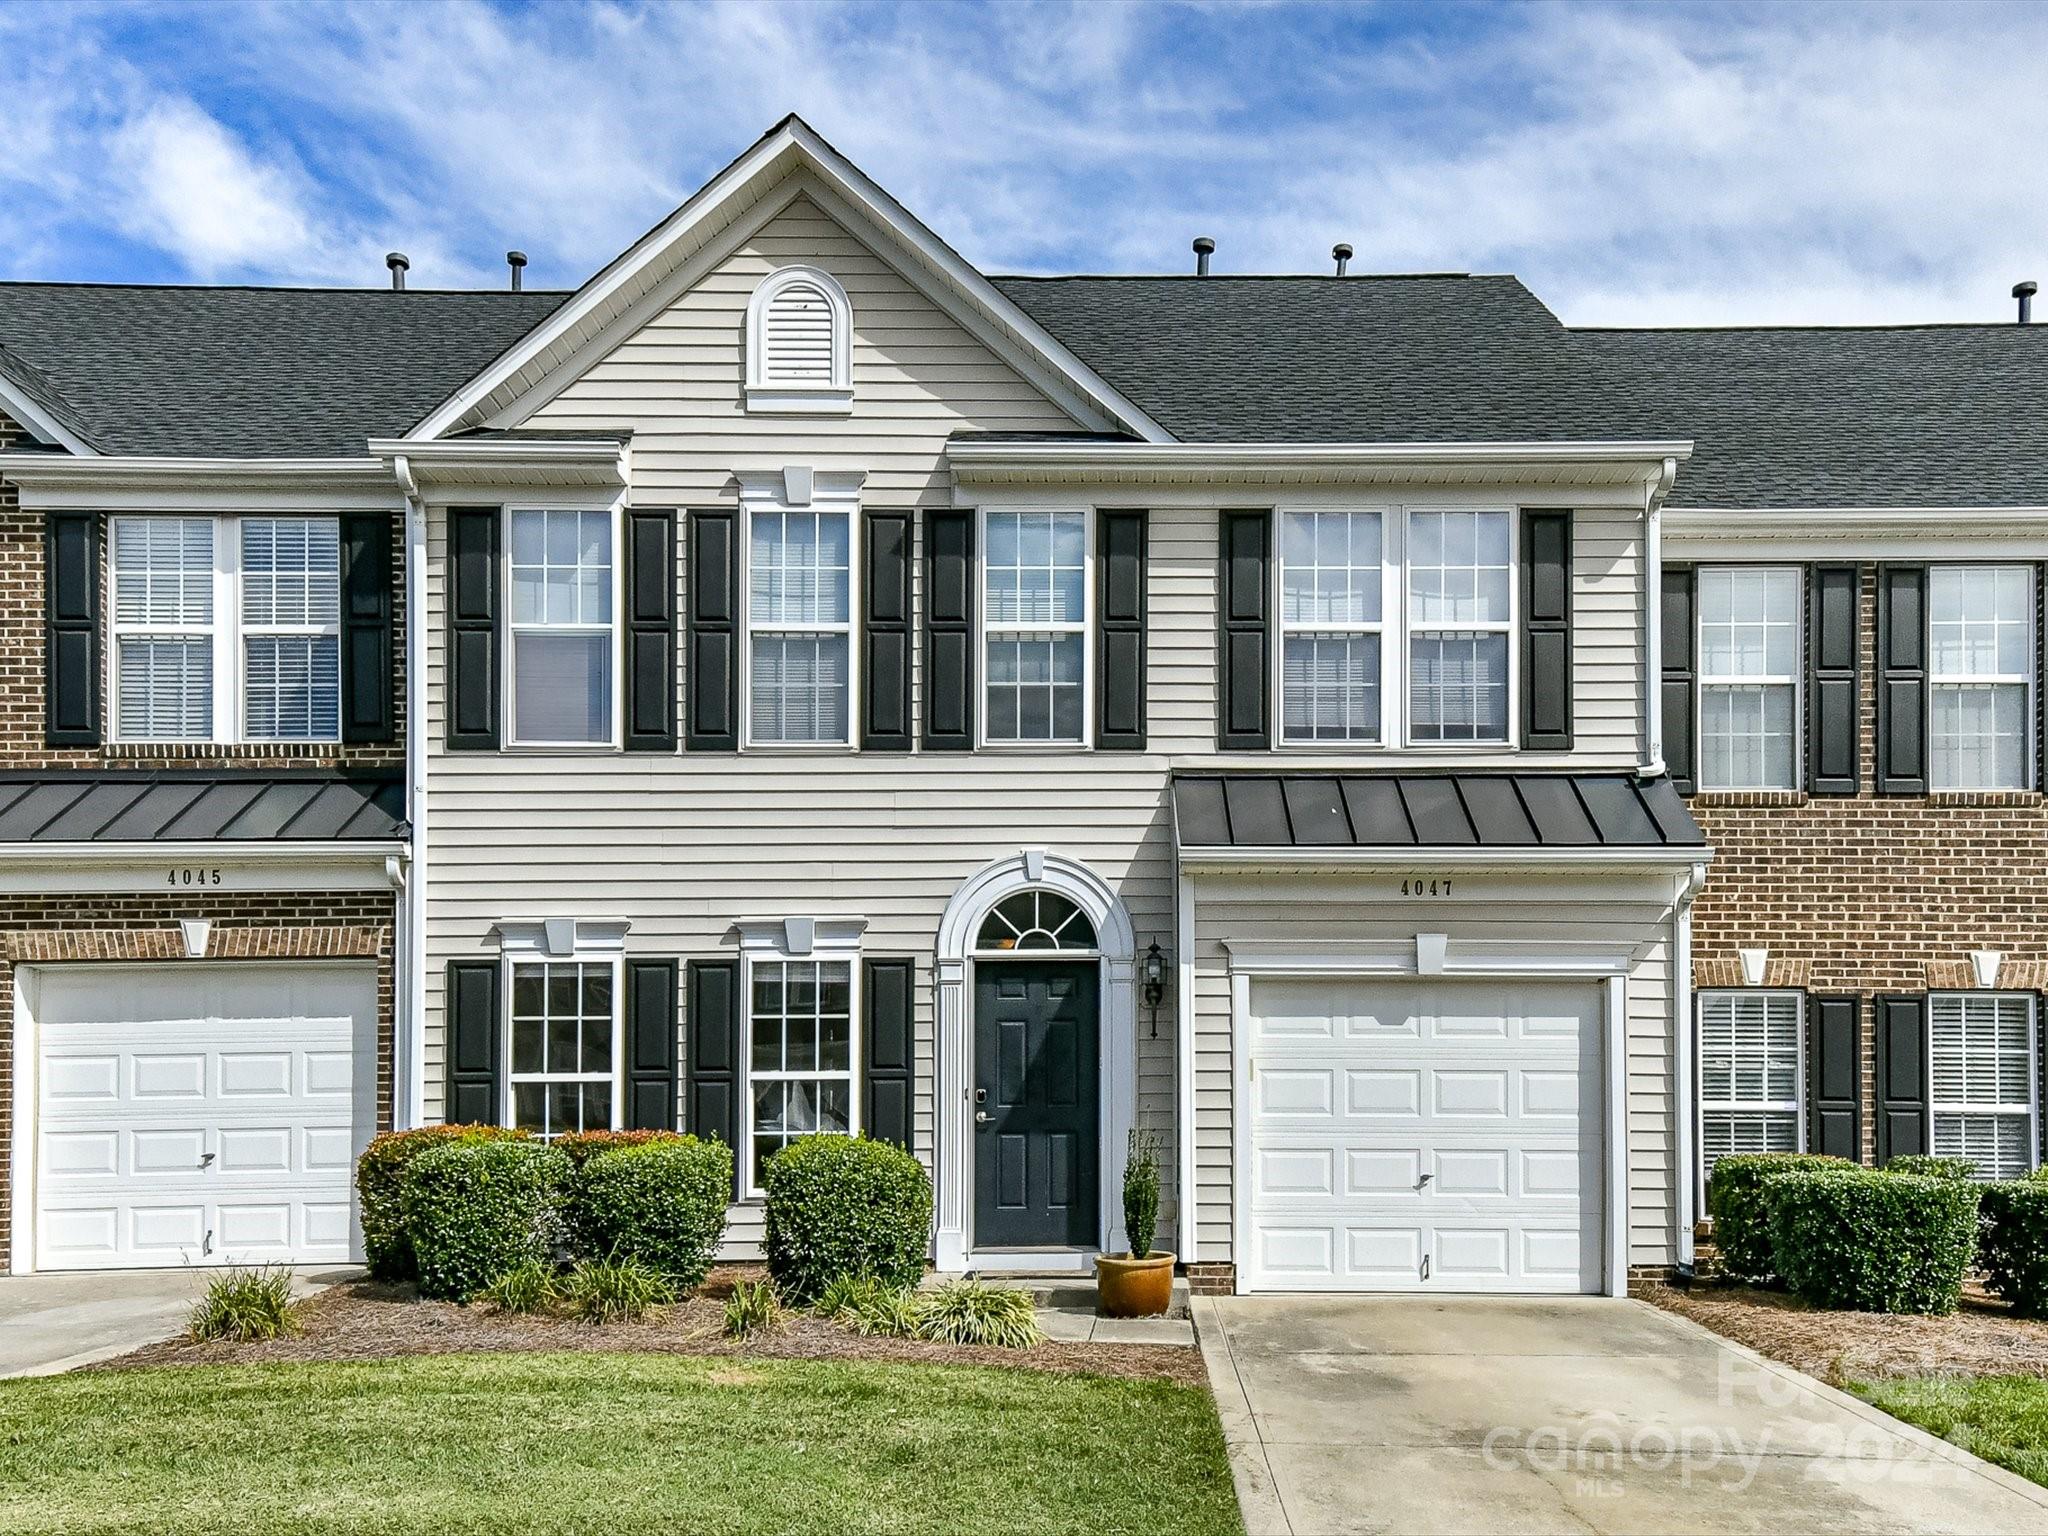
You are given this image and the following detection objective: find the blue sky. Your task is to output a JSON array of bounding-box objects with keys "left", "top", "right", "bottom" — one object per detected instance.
[{"left": 5, "top": 0, "right": 2045, "bottom": 325}]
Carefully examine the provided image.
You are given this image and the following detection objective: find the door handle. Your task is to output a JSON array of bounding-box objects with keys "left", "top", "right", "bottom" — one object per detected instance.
[
  {"left": 975, "top": 1110, "right": 992, "bottom": 1126},
  {"left": 199, "top": 1152, "right": 217, "bottom": 1169},
  {"left": 1417, "top": 1170, "right": 1433, "bottom": 1188}
]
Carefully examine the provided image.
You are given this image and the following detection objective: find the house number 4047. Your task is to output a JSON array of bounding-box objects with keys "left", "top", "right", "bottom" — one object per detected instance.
[
  {"left": 1401, "top": 878, "right": 1453, "bottom": 897},
  {"left": 166, "top": 867, "right": 224, "bottom": 887}
]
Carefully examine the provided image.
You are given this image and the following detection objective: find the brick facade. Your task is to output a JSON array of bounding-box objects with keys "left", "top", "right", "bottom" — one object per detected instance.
[
  {"left": 1689, "top": 563, "right": 2048, "bottom": 1164},
  {"left": 1185, "top": 1262, "right": 1235, "bottom": 1296},
  {"left": 0, "top": 408, "right": 405, "bottom": 770},
  {"left": 0, "top": 889, "right": 396, "bottom": 1270}
]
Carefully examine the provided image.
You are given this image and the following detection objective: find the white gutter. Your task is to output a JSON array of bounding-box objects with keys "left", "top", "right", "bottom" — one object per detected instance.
[
  {"left": 0, "top": 454, "right": 387, "bottom": 487},
  {"left": 1176, "top": 844, "right": 1713, "bottom": 871},
  {"left": 1175, "top": 871, "right": 1196, "bottom": 1264},
  {"left": 396, "top": 451, "right": 430, "bottom": 1130},
  {"left": 1673, "top": 858, "right": 1708, "bottom": 1271},
  {"left": 0, "top": 839, "right": 406, "bottom": 866},
  {"left": 1641, "top": 455, "right": 1679, "bottom": 777},
  {"left": 948, "top": 438, "right": 1696, "bottom": 472},
  {"left": 365, "top": 437, "right": 630, "bottom": 477}
]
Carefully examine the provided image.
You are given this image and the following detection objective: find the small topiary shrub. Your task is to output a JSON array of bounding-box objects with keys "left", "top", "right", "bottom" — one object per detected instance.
[
  {"left": 399, "top": 1138, "right": 570, "bottom": 1301},
  {"left": 724, "top": 1279, "right": 784, "bottom": 1340},
  {"left": 557, "top": 1257, "right": 674, "bottom": 1324},
  {"left": 763, "top": 1134, "right": 932, "bottom": 1303},
  {"left": 1981, "top": 1180, "right": 2048, "bottom": 1316},
  {"left": 1764, "top": 1166, "right": 1980, "bottom": 1314},
  {"left": 1123, "top": 1127, "right": 1163, "bottom": 1259},
  {"left": 478, "top": 1259, "right": 559, "bottom": 1315},
  {"left": 356, "top": 1125, "right": 529, "bottom": 1281},
  {"left": 574, "top": 1137, "right": 733, "bottom": 1285},
  {"left": 1884, "top": 1155, "right": 1978, "bottom": 1181},
  {"left": 1706, "top": 1152, "right": 1853, "bottom": 1281},
  {"left": 915, "top": 1280, "right": 1042, "bottom": 1348},
  {"left": 188, "top": 1265, "right": 300, "bottom": 1341}
]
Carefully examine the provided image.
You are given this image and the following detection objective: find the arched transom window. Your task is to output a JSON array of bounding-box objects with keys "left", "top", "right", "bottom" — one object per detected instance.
[
  {"left": 975, "top": 889, "right": 1098, "bottom": 953},
  {"left": 746, "top": 265, "right": 852, "bottom": 412}
]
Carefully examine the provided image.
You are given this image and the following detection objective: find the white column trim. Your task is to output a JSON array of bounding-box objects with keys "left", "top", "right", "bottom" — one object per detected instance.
[
  {"left": 1606, "top": 971, "right": 1630, "bottom": 1298},
  {"left": 1175, "top": 872, "right": 1197, "bottom": 1261}
]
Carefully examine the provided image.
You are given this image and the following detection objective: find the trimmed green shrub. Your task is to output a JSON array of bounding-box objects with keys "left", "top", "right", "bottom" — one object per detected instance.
[
  {"left": 575, "top": 1137, "right": 733, "bottom": 1285},
  {"left": 1981, "top": 1180, "right": 2048, "bottom": 1316},
  {"left": 1764, "top": 1167, "right": 1980, "bottom": 1314},
  {"left": 1706, "top": 1152, "right": 1853, "bottom": 1281},
  {"left": 557, "top": 1257, "right": 673, "bottom": 1324},
  {"left": 555, "top": 1128, "right": 687, "bottom": 1169},
  {"left": 479, "top": 1259, "right": 558, "bottom": 1315},
  {"left": 188, "top": 1265, "right": 299, "bottom": 1341},
  {"left": 355, "top": 1125, "right": 529, "bottom": 1281},
  {"left": 1884, "top": 1155, "right": 1978, "bottom": 1181},
  {"left": 724, "top": 1279, "right": 783, "bottom": 1340},
  {"left": 762, "top": 1134, "right": 932, "bottom": 1303},
  {"left": 1123, "top": 1128, "right": 1163, "bottom": 1259},
  {"left": 915, "top": 1280, "right": 1041, "bottom": 1348},
  {"left": 399, "top": 1138, "right": 570, "bottom": 1301}
]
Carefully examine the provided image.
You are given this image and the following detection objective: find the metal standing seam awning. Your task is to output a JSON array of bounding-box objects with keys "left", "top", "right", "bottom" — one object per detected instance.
[{"left": 0, "top": 772, "right": 406, "bottom": 844}]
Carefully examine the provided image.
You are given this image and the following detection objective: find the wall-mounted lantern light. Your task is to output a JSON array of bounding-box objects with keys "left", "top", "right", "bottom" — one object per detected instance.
[{"left": 1142, "top": 940, "right": 1166, "bottom": 1035}]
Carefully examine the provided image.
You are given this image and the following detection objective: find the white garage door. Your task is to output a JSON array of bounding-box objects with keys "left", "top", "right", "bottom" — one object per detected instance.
[
  {"left": 27, "top": 963, "right": 378, "bottom": 1271},
  {"left": 1245, "top": 975, "right": 1604, "bottom": 1293}
]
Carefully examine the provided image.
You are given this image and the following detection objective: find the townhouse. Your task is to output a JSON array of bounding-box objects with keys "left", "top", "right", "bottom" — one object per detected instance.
[{"left": 0, "top": 116, "right": 2038, "bottom": 1295}]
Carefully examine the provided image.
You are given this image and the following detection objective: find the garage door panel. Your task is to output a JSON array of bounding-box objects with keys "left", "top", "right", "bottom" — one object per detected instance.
[{"left": 1256, "top": 1146, "right": 1335, "bottom": 1196}]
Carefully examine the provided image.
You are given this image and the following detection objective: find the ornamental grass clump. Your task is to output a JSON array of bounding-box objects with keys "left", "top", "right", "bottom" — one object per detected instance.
[
  {"left": 724, "top": 1279, "right": 784, "bottom": 1340},
  {"left": 557, "top": 1257, "right": 674, "bottom": 1324},
  {"left": 915, "top": 1280, "right": 1042, "bottom": 1348},
  {"left": 188, "top": 1265, "right": 300, "bottom": 1342},
  {"left": 815, "top": 1272, "right": 920, "bottom": 1338}
]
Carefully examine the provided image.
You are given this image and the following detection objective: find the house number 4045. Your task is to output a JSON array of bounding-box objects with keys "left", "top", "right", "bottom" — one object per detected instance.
[
  {"left": 1400, "top": 878, "right": 1453, "bottom": 897},
  {"left": 166, "top": 867, "right": 224, "bottom": 887}
]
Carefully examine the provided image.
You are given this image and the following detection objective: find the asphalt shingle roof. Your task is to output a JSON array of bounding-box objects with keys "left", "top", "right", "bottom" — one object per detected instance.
[{"left": 0, "top": 284, "right": 568, "bottom": 457}]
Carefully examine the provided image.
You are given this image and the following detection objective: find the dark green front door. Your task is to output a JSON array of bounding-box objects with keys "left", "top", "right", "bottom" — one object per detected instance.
[{"left": 973, "top": 961, "right": 1099, "bottom": 1248}]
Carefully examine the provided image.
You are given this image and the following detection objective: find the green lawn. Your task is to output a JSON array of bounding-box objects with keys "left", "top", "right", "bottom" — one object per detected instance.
[
  {"left": 1855, "top": 1374, "right": 2048, "bottom": 1488},
  {"left": 0, "top": 1352, "right": 1241, "bottom": 1536}
]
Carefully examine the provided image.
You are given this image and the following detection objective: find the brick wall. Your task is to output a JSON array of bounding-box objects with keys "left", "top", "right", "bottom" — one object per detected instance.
[
  {"left": 1689, "top": 564, "right": 2048, "bottom": 1164},
  {"left": 0, "top": 889, "right": 397, "bottom": 1269},
  {"left": 0, "top": 409, "right": 405, "bottom": 769}
]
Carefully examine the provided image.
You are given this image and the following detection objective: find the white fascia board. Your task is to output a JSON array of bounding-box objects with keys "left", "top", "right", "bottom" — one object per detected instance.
[
  {"left": 949, "top": 439, "right": 1693, "bottom": 490},
  {"left": 0, "top": 378, "right": 98, "bottom": 457},
  {"left": 0, "top": 454, "right": 400, "bottom": 511},
  {"left": 1666, "top": 505, "right": 2048, "bottom": 559},
  {"left": 0, "top": 840, "right": 407, "bottom": 894},
  {"left": 406, "top": 117, "right": 1170, "bottom": 445},
  {"left": 1177, "top": 845, "right": 1712, "bottom": 872},
  {"left": 365, "top": 437, "right": 629, "bottom": 489}
]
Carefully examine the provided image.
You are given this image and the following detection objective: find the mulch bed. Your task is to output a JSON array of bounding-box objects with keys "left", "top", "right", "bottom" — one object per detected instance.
[
  {"left": 1638, "top": 1278, "right": 2048, "bottom": 1384},
  {"left": 98, "top": 1267, "right": 1208, "bottom": 1388}
]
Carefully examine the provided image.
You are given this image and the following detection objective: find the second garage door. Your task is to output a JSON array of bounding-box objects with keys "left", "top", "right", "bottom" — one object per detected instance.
[{"left": 1244, "top": 975, "right": 1604, "bottom": 1294}]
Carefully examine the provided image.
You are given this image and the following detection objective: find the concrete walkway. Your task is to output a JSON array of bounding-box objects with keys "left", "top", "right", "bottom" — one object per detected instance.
[
  {"left": 1195, "top": 1293, "right": 2048, "bottom": 1535},
  {"left": 0, "top": 1267, "right": 355, "bottom": 1377}
]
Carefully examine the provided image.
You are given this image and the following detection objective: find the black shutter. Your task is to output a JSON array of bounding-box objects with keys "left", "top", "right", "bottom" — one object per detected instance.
[
  {"left": 44, "top": 510, "right": 100, "bottom": 747},
  {"left": 445, "top": 959, "right": 502, "bottom": 1126},
  {"left": 863, "top": 510, "right": 913, "bottom": 751},
  {"left": 1218, "top": 509, "right": 1271, "bottom": 751},
  {"left": 685, "top": 510, "right": 739, "bottom": 752},
  {"left": 340, "top": 512, "right": 395, "bottom": 744},
  {"left": 446, "top": 507, "right": 500, "bottom": 751},
  {"left": 923, "top": 508, "right": 974, "bottom": 751},
  {"left": 1808, "top": 995, "right": 1862, "bottom": 1160},
  {"left": 1520, "top": 508, "right": 1573, "bottom": 751},
  {"left": 1876, "top": 564, "right": 1928, "bottom": 795},
  {"left": 863, "top": 957, "right": 914, "bottom": 1150},
  {"left": 685, "top": 958, "right": 742, "bottom": 1195},
  {"left": 1875, "top": 994, "right": 1930, "bottom": 1161},
  {"left": 624, "top": 509, "right": 677, "bottom": 752},
  {"left": 1661, "top": 564, "right": 1697, "bottom": 794},
  {"left": 1097, "top": 509, "right": 1148, "bottom": 750},
  {"left": 1807, "top": 565, "right": 1859, "bottom": 794},
  {"left": 623, "top": 958, "right": 679, "bottom": 1130}
]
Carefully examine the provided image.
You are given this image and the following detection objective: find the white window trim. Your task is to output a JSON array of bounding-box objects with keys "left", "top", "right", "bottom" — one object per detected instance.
[
  {"left": 1929, "top": 564, "right": 2037, "bottom": 793},
  {"left": 744, "top": 264, "right": 854, "bottom": 415},
  {"left": 1695, "top": 564, "right": 1804, "bottom": 793},
  {"left": 1695, "top": 988, "right": 1805, "bottom": 1190},
  {"left": 734, "top": 917, "right": 867, "bottom": 1199},
  {"left": 976, "top": 505, "right": 1095, "bottom": 751},
  {"left": 110, "top": 512, "right": 342, "bottom": 746},
  {"left": 1928, "top": 990, "right": 2039, "bottom": 1178},
  {"left": 502, "top": 503, "right": 624, "bottom": 751},
  {"left": 498, "top": 951, "right": 625, "bottom": 1141},
  {"left": 738, "top": 473, "right": 863, "bottom": 751},
  {"left": 1269, "top": 504, "right": 1518, "bottom": 752}
]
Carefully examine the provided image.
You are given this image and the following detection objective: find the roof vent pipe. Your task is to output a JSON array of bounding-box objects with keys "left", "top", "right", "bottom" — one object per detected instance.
[
  {"left": 507, "top": 251, "right": 527, "bottom": 292},
  {"left": 1333, "top": 242, "right": 1353, "bottom": 277},
  {"left": 1192, "top": 236, "right": 1215, "bottom": 277},
  {"left": 2016, "top": 280, "right": 2038, "bottom": 325},
  {"left": 386, "top": 252, "right": 409, "bottom": 291}
]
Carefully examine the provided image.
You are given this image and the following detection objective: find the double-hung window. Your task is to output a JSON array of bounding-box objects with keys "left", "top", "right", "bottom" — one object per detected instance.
[
  {"left": 984, "top": 510, "right": 1087, "bottom": 744},
  {"left": 1697, "top": 991, "right": 1803, "bottom": 1181},
  {"left": 1930, "top": 992, "right": 2037, "bottom": 1179},
  {"left": 1280, "top": 510, "right": 1383, "bottom": 743},
  {"left": 111, "top": 515, "right": 340, "bottom": 742},
  {"left": 1930, "top": 566, "right": 2034, "bottom": 791},
  {"left": 1697, "top": 567, "right": 1800, "bottom": 790},
  {"left": 747, "top": 957, "right": 856, "bottom": 1192},
  {"left": 747, "top": 508, "right": 852, "bottom": 744},
  {"left": 1407, "top": 510, "right": 1511, "bottom": 743},
  {"left": 508, "top": 508, "right": 614, "bottom": 746},
  {"left": 507, "top": 959, "right": 619, "bottom": 1140}
]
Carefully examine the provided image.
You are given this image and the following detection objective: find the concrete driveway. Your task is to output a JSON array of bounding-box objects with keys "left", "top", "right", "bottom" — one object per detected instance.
[
  {"left": 0, "top": 1268, "right": 355, "bottom": 1377},
  {"left": 1195, "top": 1293, "right": 2048, "bottom": 1536}
]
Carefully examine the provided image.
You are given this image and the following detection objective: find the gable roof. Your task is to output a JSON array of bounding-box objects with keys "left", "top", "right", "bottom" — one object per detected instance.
[{"left": 0, "top": 283, "right": 567, "bottom": 457}]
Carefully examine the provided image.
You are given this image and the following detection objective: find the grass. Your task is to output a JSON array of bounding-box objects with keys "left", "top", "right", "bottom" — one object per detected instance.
[
  {"left": 0, "top": 1352, "right": 1238, "bottom": 1536},
  {"left": 1855, "top": 1373, "right": 2048, "bottom": 1488}
]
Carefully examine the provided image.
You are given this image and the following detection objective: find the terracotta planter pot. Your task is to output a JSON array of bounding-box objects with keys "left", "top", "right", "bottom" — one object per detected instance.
[{"left": 1096, "top": 1251, "right": 1175, "bottom": 1317}]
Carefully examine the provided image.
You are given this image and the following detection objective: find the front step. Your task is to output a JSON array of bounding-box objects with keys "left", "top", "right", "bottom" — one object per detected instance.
[{"left": 931, "top": 1270, "right": 1192, "bottom": 1320}]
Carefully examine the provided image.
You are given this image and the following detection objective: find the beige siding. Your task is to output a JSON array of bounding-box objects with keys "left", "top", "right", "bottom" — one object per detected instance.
[{"left": 1186, "top": 872, "right": 1680, "bottom": 1273}]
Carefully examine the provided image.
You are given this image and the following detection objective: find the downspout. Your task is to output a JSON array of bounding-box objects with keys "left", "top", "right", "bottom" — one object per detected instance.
[
  {"left": 1639, "top": 455, "right": 1678, "bottom": 778},
  {"left": 395, "top": 452, "right": 429, "bottom": 1129},
  {"left": 1673, "top": 858, "right": 1708, "bottom": 1275},
  {"left": 1176, "top": 871, "right": 1196, "bottom": 1263}
]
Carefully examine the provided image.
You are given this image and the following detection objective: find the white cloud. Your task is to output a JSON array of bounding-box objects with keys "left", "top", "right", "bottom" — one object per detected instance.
[{"left": 106, "top": 98, "right": 317, "bottom": 276}]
